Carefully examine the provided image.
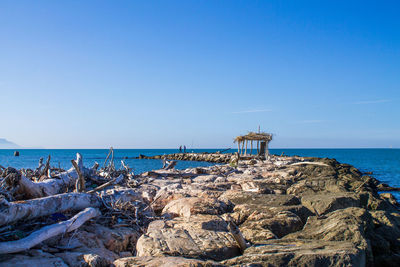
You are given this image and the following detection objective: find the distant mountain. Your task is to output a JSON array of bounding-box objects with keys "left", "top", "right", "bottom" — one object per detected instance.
[{"left": 0, "top": 138, "right": 20, "bottom": 149}]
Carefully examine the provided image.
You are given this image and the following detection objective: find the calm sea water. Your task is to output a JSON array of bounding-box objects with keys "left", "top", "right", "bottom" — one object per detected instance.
[{"left": 1, "top": 148, "right": 399, "bottom": 192}]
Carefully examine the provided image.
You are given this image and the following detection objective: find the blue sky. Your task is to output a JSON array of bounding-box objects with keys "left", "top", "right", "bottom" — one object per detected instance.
[{"left": 0, "top": 0, "right": 399, "bottom": 148}]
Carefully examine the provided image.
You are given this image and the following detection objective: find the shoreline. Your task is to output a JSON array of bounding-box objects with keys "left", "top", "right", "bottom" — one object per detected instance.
[{"left": 0, "top": 153, "right": 400, "bottom": 266}]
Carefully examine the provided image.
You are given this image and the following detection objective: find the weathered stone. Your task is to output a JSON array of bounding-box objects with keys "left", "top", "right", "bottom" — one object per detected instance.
[
  {"left": 83, "top": 253, "right": 111, "bottom": 267},
  {"left": 240, "top": 210, "right": 303, "bottom": 242},
  {"left": 219, "top": 191, "right": 300, "bottom": 206},
  {"left": 0, "top": 251, "right": 68, "bottom": 267},
  {"left": 221, "top": 239, "right": 366, "bottom": 267},
  {"left": 192, "top": 175, "right": 218, "bottom": 183},
  {"left": 114, "top": 256, "right": 223, "bottom": 267},
  {"left": 88, "top": 224, "right": 141, "bottom": 253},
  {"left": 54, "top": 229, "right": 119, "bottom": 263},
  {"left": 285, "top": 207, "right": 371, "bottom": 249},
  {"left": 136, "top": 215, "right": 241, "bottom": 261},
  {"left": 162, "top": 197, "right": 231, "bottom": 218},
  {"left": 380, "top": 192, "right": 399, "bottom": 206},
  {"left": 301, "top": 193, "right": 360, "bottom": 215}
]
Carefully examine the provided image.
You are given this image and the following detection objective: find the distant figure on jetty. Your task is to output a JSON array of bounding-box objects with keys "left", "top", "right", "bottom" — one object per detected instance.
[
  {"left": 183, "top": 145, "right": 186, "bottom": 153},
  {"left": 179, "top": 146, "right": 182, "bottom": 153}
]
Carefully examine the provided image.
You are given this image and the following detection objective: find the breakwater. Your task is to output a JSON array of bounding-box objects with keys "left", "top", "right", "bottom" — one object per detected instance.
[{"left": 1, "top": 153, "right": 400, "bottom": 266}]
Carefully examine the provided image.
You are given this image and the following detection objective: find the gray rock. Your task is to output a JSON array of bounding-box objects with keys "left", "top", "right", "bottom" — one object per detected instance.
[
  {"left": 136, "top": 214, "right": 241, "bottom": 261},
  {"left": 114, "top": 256, "right": 223, "bottom": 267},
  {"left": 222, "top": 239, "right": 366, "bottom": 267},
  {"left": 162, "top": 197, "right": 231, "bottom": 218},
  {"left": 301, "top": 193, "right": 360, "bottom": 215}
]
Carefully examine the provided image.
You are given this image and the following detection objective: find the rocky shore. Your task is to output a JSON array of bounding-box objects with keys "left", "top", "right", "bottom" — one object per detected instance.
[{"left": 1, "top": 153, "right": 400, "bottom": 266}]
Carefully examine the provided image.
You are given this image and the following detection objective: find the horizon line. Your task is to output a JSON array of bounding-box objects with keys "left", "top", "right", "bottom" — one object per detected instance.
[{"left": 1, "top": 147, "right": 398, "bottom": 150}]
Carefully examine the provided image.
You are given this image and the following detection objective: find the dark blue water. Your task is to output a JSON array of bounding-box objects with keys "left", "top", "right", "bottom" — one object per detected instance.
[{"left": 1, "top": 149, "right": 399, "bottom": 190}]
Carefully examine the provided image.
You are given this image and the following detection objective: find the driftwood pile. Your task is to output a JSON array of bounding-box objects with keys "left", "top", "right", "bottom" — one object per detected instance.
[{"left": 0, "top": 148, "right": 152, "bottom": 255}]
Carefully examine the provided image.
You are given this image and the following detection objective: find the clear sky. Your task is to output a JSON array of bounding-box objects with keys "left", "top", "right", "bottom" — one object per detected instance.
[{"left": 0, "top": 0, "right": 399, "bottom": 149}]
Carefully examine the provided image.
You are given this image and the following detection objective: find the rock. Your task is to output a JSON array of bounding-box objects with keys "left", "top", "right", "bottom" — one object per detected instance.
[
  {"left": 55, "top": 252, "right": 87, "bottom": 267},
  {"left": 369, "top": 210, "right": 400, "bottom": 265},
  {"left": 267, "top": 205, "right": 313, "bottom": 224},
  {"left": 136, "top": 214, "right": 241, "bottom": 261},
  {"left": 83, "top": 254, "right": 110, "bottom": 267},
  {"left": 53, "top": 229, "right": 119, "bottom": 263},
  {"left": 162, "top": 197, "right": 231, "bottom": 218},
  {"left": 380, "top": 192, "right": 399, "bottom": 206},
  {"left": 151, "top": 182, "right": 229, "bottom": 213},
  {"left": 88, "top": 224, "right": 141, "bottom": 253},
  {"left": 240, "top": 226, "right": 277, "bottom": 244},
  {"left": 221, "top": 239, "right": 366, "bottom": 267},
  {"left": 240, "top": 181, "right": 273, "bottom": 193},
  {"left": 192, "top": 175, "right": 217, "bottom": 183},
  {"left": 219, "top": 191, "right": 300, "bottom": 206},
  {"left": 0, "top": 251, "right": 68, "bottom": 267},
  {"left": 285, "top": 207, "right": 371, "bottom": 250},
  {"left": 114, "top": 256, "right": 223, "bottom": 267},
  {"left": 287, "top": 177, "right": 347, "bottom": 196},
  {"left": 240, "top": 210, "right": 303, "bottom": 242},
  {"left": 301, "top": 193, "right": 360, "bottom": 215}
]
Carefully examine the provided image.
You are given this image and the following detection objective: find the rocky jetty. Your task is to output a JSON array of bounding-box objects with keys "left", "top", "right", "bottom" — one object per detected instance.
[
  {"left": 1, "top": 153, "right": 400, "bottom": 266},
  {"left": 139, "top": 152, "right": 235, "bottom": 163}
]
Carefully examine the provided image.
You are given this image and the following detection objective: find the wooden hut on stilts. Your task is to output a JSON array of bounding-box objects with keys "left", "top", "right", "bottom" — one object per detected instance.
[{"left": 234, "top": 132, "right": 273, "bottom": 158}]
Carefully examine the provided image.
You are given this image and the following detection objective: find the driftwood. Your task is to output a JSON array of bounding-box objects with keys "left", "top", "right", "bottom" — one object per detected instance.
[
  {"left": 87, "top": 174, "right": 124, "bottom": 194},
  {"left": 71, "top": 157, "right": 85, "bottom": 192},
  {"left": 0, "top": 188, "right": 143, "bottom": 226},
  {"left": 0, "top": 207, "right": 100, "bottom": 254},
  {"left": 290, "top": 162, "right": 329, "bottom": 167},
  {"left": 103, "top": 147, "right": 115, "bottom": 170},
  {"left": 0, "top": 192, "right": 101, "bottom": 226},
  {"left": 164, "top": 161, "right": 177, "bottom": 170},
  {"left": 14, "top": 153, "right": 92, "bottom": 199},
  {"left": 41, "top": 155, "right": 51, "bottom": 178}
]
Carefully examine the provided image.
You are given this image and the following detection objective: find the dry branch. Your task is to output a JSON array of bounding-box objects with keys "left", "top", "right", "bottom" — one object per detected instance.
[
  {"left": 0, "top": 207, "right": 100, "bottom": 254},
  {"left": 87, "top": 174, "right": 124, "bottom": 194},
  {"left": 71, "top": 159, "right": 85, "bottom": 192}
]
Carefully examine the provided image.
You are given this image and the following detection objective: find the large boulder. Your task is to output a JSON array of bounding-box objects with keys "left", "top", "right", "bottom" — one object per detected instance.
[
  {"left": 136, "top": 215, "right": 241, "bottom": 261},
  {"left": 87, "top": 224, "right": 141, "bottom": 253},
  {"left": 240, "top": 210, "right": 303, "bottom": 243},
  {"left": 221, "top": 239, "right": 366, "bottom": 267},
  {"left": 369, "top": 210, "right": 400, "bottom": 266},
  {"left": 162, "top": 197, "right": 231, "bottom": 218},
  {"left": 285, "top": 207, "right": 371, "bottom": 247},
  {"left": 301, "top": 193, "right": 360, "bottom": 215}
]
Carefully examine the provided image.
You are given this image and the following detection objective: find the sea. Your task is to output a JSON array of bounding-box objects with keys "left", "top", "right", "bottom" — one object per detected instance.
[{"left": 1, "top": 148, "right": 399, "bottom": 197}]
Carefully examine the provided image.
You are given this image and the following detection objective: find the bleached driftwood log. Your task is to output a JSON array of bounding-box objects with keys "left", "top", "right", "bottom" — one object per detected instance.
[
  {"left": 0, "top": 207, "right": 100, "bottom": 254},
  {"left": 16, "top": 153, "right": 92, "bottom": 198},
  {"left": 0, "top": 192, "right": 101, "bottom": 226},
  {"left": 0, "top": 188, "right": 143, "bottom": 226}
]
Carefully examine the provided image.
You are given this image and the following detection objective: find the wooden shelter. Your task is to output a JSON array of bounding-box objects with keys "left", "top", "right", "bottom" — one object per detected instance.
[{"left": 234, "top": 132, "right": 273, "bottom": 157}]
